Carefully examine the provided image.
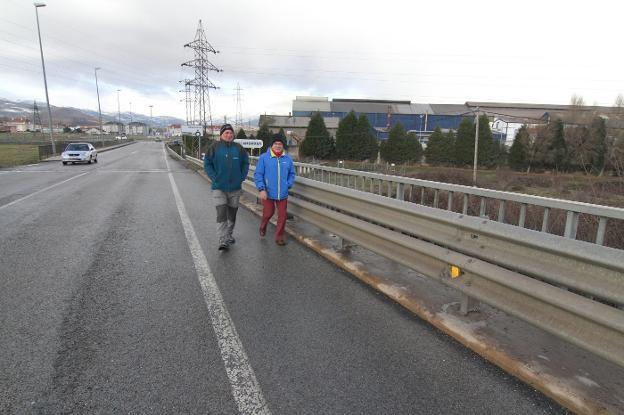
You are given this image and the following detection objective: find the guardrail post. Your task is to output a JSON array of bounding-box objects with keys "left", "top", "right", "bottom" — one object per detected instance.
[
  {"left": 498, "top": 200, "right": 506, "bottom": 223},
  {"left": 420, "top": 187, "right": 425, "bottom": 205},
  {"left": 387, "top": 181, "right": 392, "bottom": 198},
  {"left": 463, "top": 194, "right": 469, "bottom": 214},
  {"left": 479, "top": 198, "right": 487, "bottom": 218},
  {"left": 397, "top": 183, "right": 405, "bottom": 200},
  {"left": 519, "top": 203, "right": 527, "bottom": 228},
  {"left": 447, "top": 191, "right": 454, "bottom": 211},
  {"left": 433, "top": 189, "right": 439, "bottom": 208},
  {"left": 460, "top": 294, "right": 479, "bottom": 316},
  {"left": 596, "top": 217, "right": 607, "bottom": 246},
  {"left": 542, "top": 207, "right": 550, "bottom": 232},
  {"left": 564, "top": 211, "right": 579, "bottom": 239}
]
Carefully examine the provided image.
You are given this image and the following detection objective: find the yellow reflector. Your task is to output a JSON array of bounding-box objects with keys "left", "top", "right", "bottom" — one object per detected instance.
[{"left": 450, "top": 266, "right": 461, "bottom": 279}]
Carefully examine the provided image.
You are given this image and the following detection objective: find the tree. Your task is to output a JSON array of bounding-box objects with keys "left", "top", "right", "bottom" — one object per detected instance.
[
  {"left": 300, "top": 111, "right": 335, "bottom": 159},
  {"left": 588, "top": 116, "right": 607, "bottom": 175},
  {"left": 424, "top": 127, "right": 446, "bottom": 165},
  {"left": 545, "top": 119, "right": 568, "bottom": 172},
  {"left": 335, "top": 111, "right": 358, "bottom": 159},
  {"left": 508, "top": 125, "right": 530, "bottom": 170},
  {"left": 476, "top": 114, "right": 496, "bottom": 167},
  {"left": 379, "top": 122, "right": 422, "bottom": 163},
  {"left": 63, "top": 126, "right": 71, "bottom": 133},
  {"left": 453, "top": 118, "right": 475, "bottom": 166},
  {"left": 236, "top": 128, "right": 247, "bottom": 140},
  {"left": 355, "top": 114, "right": 378, "bottom": 161},
  {"left": 257, "top": 123, "right": 272, "bottom": 152}
]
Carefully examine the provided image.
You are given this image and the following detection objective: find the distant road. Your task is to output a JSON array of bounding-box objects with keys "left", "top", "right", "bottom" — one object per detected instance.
[{"left": 0, "top": 142, "right": 565, "bottom": 414}]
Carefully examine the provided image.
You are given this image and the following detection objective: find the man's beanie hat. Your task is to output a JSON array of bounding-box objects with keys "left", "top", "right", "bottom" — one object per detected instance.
[
  {"left": 220, "top": 123, "right": 234, "bottom": 135},
  {"left": 271, "top": 134, "right": 286, "bottom": 146}
]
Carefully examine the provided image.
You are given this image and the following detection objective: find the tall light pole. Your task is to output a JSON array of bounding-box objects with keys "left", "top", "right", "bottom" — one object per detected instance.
[
  {"left": 149, "top": 105, "right": 153, "bottom": 136},
  {"left": 472, "top": 106, "right": 480, "bottom": 187},
  {"left": 34, "top": 2, "right": 55, "bottom": 155},
  {"left": 116, "top": 89, "right": 122, "bottom": 135},
  {"left": 94, "top": 67, "right": 103, "bottom": 145}
]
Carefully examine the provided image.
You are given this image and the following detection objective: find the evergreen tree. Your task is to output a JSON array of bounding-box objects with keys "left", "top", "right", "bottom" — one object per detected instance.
[
  {"left": 236, "top": 128, "right": 247, "bottom": 140},
  {"left": 257, "top": 123, "right": 272, "bottom": 153},
  {"left": 477, "top": 114, "right": 496, "bottom": 167},
  {"left": 589, "top": 116, "right": 607, "bottom": 175},
  {"left": 454, "top": 118, "right": 475, "bottom": 166},
  {"left": 380, "top": 122, "right": 421, "bottom": 163},
  {"left": 508, "top": 125, "right": 530, "bottom": 170},
  {"left": 546, "top": 119, "right": 568, "bottom": 172},
  {"left": 443, "top": 130, "right": 456, "bottom": 164},
  {"left": 424, "top": 127, "right": 445, "bottom": 164},
  {"left": 335, "top": 111, "right": 358, "bottom": 159},
  {"left": 300, "top": 111, "right": 334, "bottom": 159},
  {"left": 356, "top": 114, "right": 379, "bottom": 161}
]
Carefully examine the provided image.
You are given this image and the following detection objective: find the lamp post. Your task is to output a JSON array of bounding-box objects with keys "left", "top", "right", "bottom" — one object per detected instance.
[
  {"left": 472, "top": 106, "right": 480, "bottom": 187},
  {"left": 116, "top": 89, "right": 122, "bottom": 136},
  {"left": 149, "top": 105, "right": 153, "bottom": 136},
  {"left": 34, "top": 2, "right": 55, "bottom": 155},
  {"left": 94, "top": 67, "right": 103, "bottom": 145}
]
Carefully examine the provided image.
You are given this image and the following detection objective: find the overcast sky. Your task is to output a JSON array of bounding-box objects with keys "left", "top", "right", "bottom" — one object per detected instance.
[{"left": 1, "top": 0, "right": 623, "bottom": 122}]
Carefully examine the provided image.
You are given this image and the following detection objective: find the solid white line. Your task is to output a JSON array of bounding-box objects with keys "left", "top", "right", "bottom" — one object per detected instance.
[
  {"left": 0, "top": 172, "right": 90, "bottom": 211},
  {"left": 164, "top": 148, "right": 270, "bottom": 415}
]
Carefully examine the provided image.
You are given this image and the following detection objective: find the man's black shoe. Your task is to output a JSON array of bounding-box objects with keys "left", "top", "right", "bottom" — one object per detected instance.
[{"left": 218, "top": 243, "right": 229, "bottom": 251}]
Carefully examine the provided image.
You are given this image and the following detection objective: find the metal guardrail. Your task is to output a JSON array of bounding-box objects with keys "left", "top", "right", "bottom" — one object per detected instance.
[
  {"left": 248, "top": 157, "right": 623, "bottom": 248},
  {"left": 174, "top": 148, "right": 624, "bottom": 367}
]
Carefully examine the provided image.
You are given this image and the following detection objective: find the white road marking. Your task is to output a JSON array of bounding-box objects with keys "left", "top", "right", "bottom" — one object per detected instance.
[
  {"left": 164, "top": 148, "right": 270, "bottom": 415},
  {"left": 0, "top": 172, "right": 89, "bottom": 211}
]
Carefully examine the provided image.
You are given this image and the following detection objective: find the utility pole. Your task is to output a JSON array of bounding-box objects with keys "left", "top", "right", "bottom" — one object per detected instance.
[
  {"left": 473, "top": 106, "right": 480, "bottom": 187},
  {"left": 34, "top": 2, "right": 55, "bottom": 155},
  {"left": 116, "top": 89, "right": 122, "bottom": 136},
  {"left": 181, "top": 20, "right": 222, "bottom": 157},
  {"left": 149, "top": 105, "right": 153, "bottom": 136},
  {"left": 234, "top": 82, "right": 243, "bottom": 131},
  {"left": 94, "top": 67, "right": 103, "bottom": 144}
]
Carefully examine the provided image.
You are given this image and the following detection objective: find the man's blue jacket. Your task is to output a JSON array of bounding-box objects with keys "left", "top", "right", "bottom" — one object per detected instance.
[
  {"left": 204, "top": 140, "right": 250, "bottom": 192},
  {"left": 254, "top": 149, "right": 296, "bottom": 200}
]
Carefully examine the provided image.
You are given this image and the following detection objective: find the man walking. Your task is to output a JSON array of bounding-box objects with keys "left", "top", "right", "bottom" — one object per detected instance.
[
  {"left": 254, "top": 134, "right": 296, "bottom": 245},
  {"left": 204, "top": 124, "right": 250, "bottom": 250}
]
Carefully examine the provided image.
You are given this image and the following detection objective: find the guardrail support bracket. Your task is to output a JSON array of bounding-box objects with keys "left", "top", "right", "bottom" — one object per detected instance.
[{"left": 460, "top": 294, "right": 479, "bottom": 316}]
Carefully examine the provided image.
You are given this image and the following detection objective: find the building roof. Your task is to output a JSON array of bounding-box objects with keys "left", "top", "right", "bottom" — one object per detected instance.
[
  {"left": 260, "top": 114, "right": 340, "bottom": 129},
  {"left": 293, "top": 96, "right": 331, "bottom": 112}
]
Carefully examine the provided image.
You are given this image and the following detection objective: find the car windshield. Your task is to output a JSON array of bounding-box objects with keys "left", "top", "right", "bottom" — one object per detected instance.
[{"left": 66, "top": 144, "right": 89, "bottom": 151}]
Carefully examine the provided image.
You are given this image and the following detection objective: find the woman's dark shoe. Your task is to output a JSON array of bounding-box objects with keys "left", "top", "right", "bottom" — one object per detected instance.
[
  {"left": 276, "top": 239, "right": 286, "bottom": 246},
  {"left": 259, "top": 228, "right": 266, "bottom": 237}
]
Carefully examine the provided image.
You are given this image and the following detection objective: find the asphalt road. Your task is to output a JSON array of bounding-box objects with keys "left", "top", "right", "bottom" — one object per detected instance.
[{"left": 0, "top": 142, "right": 567, "bottom": 414}]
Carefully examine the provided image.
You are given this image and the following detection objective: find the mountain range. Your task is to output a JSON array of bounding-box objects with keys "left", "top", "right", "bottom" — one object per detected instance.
[{"left": 0, "top": 98, "right": 184, "bottom": 127}]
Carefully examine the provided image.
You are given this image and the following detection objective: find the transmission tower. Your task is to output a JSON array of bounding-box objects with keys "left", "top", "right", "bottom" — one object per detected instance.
[
  {"left": 181, "top": 20, "right": 222, "bottom": 157},
  {"left": 234, "top": 83, "right": 243, "bottom": 130},
  {"left": 32, "top": 100, "right": 42, "bottom": 132},
  {"left": 179, "top": 79, "right": 193, "bottom": 125}
]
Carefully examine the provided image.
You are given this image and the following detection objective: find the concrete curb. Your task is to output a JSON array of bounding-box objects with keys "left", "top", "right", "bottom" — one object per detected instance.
[{"left": 173, "top": 150, "right": 621, "bottom": 415}]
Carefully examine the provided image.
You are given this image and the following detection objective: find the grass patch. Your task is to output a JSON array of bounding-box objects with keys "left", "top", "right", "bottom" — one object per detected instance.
[{"left": 0, "top": 144, "right": 40, "bottom": 168}]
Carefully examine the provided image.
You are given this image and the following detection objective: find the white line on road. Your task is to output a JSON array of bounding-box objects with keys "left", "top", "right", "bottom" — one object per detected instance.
[
  {"left": 164, "top": 148, "right": 271, "bottom": 415},
  {"left": 0, "top": 172, "right": 90, "bottom": 211}
]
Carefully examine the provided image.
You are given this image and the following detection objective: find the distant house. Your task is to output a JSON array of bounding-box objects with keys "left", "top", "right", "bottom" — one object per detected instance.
[
  {"left": 167, "top": 124, "right": 182, "bottom": 137},
  {"left": 128, "top": 121, "right": 148, "bottom": 136},
  {"left": 85, "top": 127, "right": 101, "bottom": 135},
  {"left": 103, "top": 121, "right": 124, "bottom": 134}
]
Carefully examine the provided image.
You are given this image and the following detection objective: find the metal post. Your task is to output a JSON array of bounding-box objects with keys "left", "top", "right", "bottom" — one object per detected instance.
[
  {"left": 473, "top": 107, "right": 480, "bottom": 187},
  {"left": 116, "top": 89, "right": 122, "bottom": 135},
  {"left": 34, "top": 3, "right": 55, "bottom": 155},
  {"left": 94, "top": 67, "right": 103, "bottom": 145}
]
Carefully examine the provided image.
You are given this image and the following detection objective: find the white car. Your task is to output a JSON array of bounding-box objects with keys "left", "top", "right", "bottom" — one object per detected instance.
[{"left": 61, "top": 142, "right": 98, "bottom": 165}]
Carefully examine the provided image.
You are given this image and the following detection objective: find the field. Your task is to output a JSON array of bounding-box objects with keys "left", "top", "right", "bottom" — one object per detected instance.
[{"left": 0, "top": 144, "right": 40, "bottom": 168}]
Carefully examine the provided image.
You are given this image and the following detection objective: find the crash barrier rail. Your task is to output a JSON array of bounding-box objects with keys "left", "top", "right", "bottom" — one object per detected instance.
[
  {"left": 177, "top": 148, "right": 624, "bottom": 367},
  {"left": 246, "top": 158, "right": 624, "bottom": 249}
]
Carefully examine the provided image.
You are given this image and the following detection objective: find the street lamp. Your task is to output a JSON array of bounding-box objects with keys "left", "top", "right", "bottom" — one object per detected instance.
[
  {"left": 473, "top": 106, "right": 480, "bottom": 187},
  {"left": 34, "top": 2, "right": 56, "bottom": 155},
  {"left": 149, "top": 105, "right": 153, "bottom": 136},
  {"left": 94, "top": 67, "right": 103, "bottom": 145},
  {"left": 116, "top": 89, "right": 122, "bottom": 136}
]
